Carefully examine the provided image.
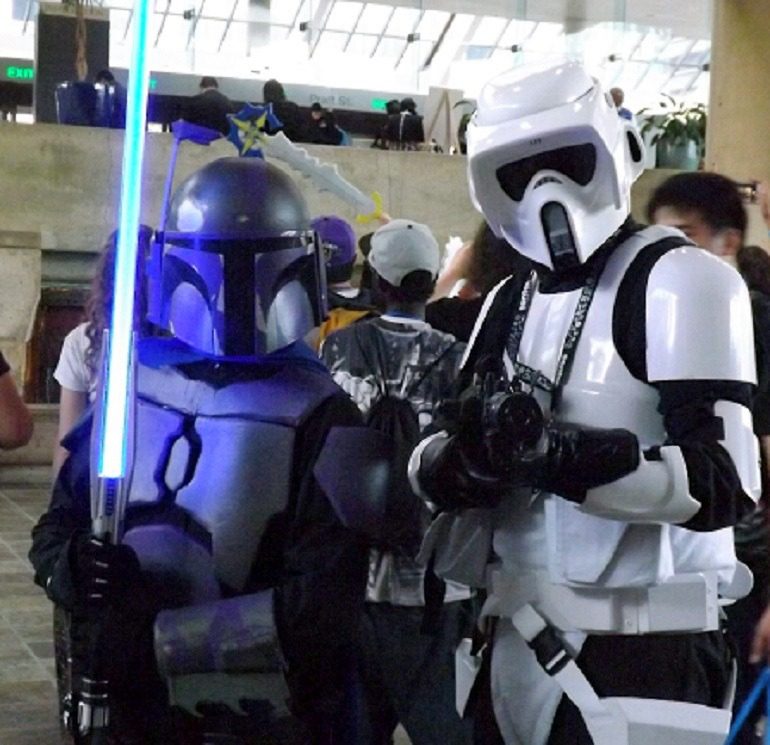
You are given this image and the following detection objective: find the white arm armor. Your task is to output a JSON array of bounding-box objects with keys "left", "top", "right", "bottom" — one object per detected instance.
[
  {"left": 583, "top": 247, "right": 760, "bottom": 523},
  {"left": 582, "top": 401, "right": 760, "bottom": 522}
]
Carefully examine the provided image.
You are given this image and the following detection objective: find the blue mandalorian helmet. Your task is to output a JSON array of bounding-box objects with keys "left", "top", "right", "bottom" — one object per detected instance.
[{"left": 148, "top": 157, "right": 326, "bottom": 358}]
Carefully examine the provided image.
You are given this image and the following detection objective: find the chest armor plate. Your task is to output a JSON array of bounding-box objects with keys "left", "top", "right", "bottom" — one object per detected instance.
[
  {"left": 496, "top": 233, "right": 690, "bottom": 586},
  {"left": 125, "top": 363, "right": 335, "bottom": 592},
  {"left": 509, "top": 234, "right": 663, "bottom": 442}
]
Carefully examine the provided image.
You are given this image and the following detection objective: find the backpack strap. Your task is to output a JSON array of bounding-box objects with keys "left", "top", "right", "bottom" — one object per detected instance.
[
  {"left": 353, "top": 322, "right": 388, "bottom": 399},
  {"left": 404, "top": 340, "right": 460, "bottom": 399}
]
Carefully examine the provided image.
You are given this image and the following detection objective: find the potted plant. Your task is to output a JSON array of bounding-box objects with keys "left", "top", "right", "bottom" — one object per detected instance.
[{"left": 638, "top": 94, "right": 707, "bottom": 171}]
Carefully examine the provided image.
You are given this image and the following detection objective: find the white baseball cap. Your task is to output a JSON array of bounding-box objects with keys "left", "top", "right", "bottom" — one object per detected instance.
[{"left": 368, "top": 219, "right": 440, "bottom": 287}]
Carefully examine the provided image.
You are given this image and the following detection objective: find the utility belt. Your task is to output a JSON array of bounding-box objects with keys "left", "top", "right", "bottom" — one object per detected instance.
[{"left": 485, "top": 567, "right": 721, "bottom": 635}]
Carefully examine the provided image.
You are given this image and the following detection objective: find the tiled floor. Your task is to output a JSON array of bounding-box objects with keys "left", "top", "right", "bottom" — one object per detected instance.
[{"left": 0, "top": 475, "right": 61, "bottom": 744}]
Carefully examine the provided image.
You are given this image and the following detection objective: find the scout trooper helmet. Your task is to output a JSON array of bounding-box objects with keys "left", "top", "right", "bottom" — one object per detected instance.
[{"left": 467, "top": 62, "right": 645, "bottom": 272}]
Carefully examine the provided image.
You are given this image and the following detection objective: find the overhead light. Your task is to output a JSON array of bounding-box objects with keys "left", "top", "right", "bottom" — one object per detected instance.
[
  {"left": 511, "top": 44, "right": 522, "bottom": 53},
  {"left": 406, "top": 32, "right": 420, "bottom": 43},
  {"left": 182, "top": 8, "right": 194, "bottom": 20},
  {"left": 299, "top": 21, "right": 310, "bottom": 32}
]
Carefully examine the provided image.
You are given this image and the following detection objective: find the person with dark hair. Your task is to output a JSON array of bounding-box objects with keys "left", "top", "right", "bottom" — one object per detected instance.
[
  {"left": 320, "top": 219, "right": 471, "bottom": 745},
  {"left": 610, "top": 87, "right": 633, "bottom": 121},
  {"left": 385, "top": 98, "right": 425, "bottom": 151},
  {"left": 647, "top": 171, "right": 748, "bottom": 251},
  {"left": 180, "top": 75, "right": 234, "bottom": 135},
  {"left": 371, "top": 99, "right": 401, "bottom": 149},
  {"left": 53, "top": 226, "right": 154, "bottom": 473},
  {"left": 649, "top": 171, "right": 770, "bottom": 745},
  {"left": 307, "top": 102, "right": 344, "bottom": 146},
  {"left": 738, "top": 244, "right": 770, "bottom": 297},
  {"left": 427, "top": 222, "right": 534, "bottom": 342},
  {"left": 262, "top": 78, "right": 305, "bottom": 142}
]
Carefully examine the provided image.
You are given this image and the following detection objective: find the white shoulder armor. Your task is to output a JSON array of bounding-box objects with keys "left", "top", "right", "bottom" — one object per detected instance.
[{"left": 646, "top": 246, "right": 756, "bottom": 384}]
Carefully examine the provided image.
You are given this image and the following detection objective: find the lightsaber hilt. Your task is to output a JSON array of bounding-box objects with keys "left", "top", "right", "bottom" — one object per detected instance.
[{"left": 77, "top": 676, "right": 109, "bottom": 736}]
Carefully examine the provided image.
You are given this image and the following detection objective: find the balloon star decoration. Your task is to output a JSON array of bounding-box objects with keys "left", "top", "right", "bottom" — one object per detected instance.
[
  {"left": 227, "top": 103, "right": 282, "bottom": 157},
  {"left": 226, "top": 103, "right": 383, "bottom": 223}
]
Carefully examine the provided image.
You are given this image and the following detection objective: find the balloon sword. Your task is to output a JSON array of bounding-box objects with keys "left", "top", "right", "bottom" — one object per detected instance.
[
  {"left": 227, "top": 106, "right": 384, "bottom": 223},
  {"left": 77, "top": 0, "right": 153, "bottom": 738}
]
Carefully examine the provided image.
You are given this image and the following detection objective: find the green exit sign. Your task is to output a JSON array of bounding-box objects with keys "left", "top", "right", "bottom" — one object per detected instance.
[
  {"left": 6, "top": 65, "right": 34, "bottom": 81},
  {"left": 371, "top": 97, "right": 388, "bottom": 111},
  {"left": 149, "top": 78, "right": 158, "bottom": 90}
]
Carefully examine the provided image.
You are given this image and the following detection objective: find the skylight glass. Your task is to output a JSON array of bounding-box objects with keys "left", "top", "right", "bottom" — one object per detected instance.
[
  {"left": 386, "top": 7, "right": 420, "bottom": 38},
  {"left": 356, "top": 3, "right": 392, "bottom": 34},
  {"left": 325, "top": 1, "right": 363, "bottom": 33},
  {"left": 416, "top": 10, "right": 450, "bottom": 42},
  {"left": 470, "top": 16, "right": 509, "bottom": 46}
]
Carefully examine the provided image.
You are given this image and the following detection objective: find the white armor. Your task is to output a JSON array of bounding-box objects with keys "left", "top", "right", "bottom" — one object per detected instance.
[
  {"left": 466, "top": 226, "right": 757, "bottom": 745},
  {"left": 467, "top": 63, "right": 644, "bottom": 270},
  {"left": 416, "top": 62, "right": 760, "bottom": 745}
]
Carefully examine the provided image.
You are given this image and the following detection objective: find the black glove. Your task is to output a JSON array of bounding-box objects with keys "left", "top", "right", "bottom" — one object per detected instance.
[
  {"left": 69, "top": 534, "right": 142, "bottom": 608},
  {"left": 424, "top": 396, "right": 639, "bottom": 509},
  {"left": 419, "top": 395, "right": 517, "bottom": 511},
  {"left": 534, "top": 423, "right": 640, "bottom": 503}
]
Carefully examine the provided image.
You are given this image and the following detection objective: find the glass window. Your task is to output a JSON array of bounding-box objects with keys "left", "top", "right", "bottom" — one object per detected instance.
[
  {"left": 376, "top": 35, "right": 406, "bottom": 60},
  {"left": 658, "top": 36, "right": 696, "bottom": 64},
  {"left": 386, "top": 7, "right": 420, "bottom": 38},
  {"left": 314, "top": 29, "right": 348, "bottom": 55},
  {"left": 356, "top": 3, "right": 392, "bottom": 34},
  {"left": 415, "top": 10, "right": 450, "bottom": 42},
  {"left": 156, "top": 14, "right": 190, "bottom": 51},
  {"left": 109, "top": 8, "right": 131, "bottom": 40},
  {"left": 219, "top": 19, "right": 246, "bottom": 55},
  {"left": 325, "top": 1, "right": 362, "bottom": 32},
  {"left": 346, "top": 32, "right": 377, "bottom": 57},
  {"left": 270, "top": 0, "right": 303, "bottom": 26},
  {"left": 632, "top": 30, "right": 668, "bottom": 62},
  {"left": 527, "top": 22, "right": 564, "bottom": 51},
  {"left": 498, "top": 19, "right": 536, "bottom": 49},
  {"left": 194, "top": 18, "right": 226, "bottom": 53},
  {"left": 167, "top": 0, "right": 196, "bottom": 14},
  {"left": 470, "top": 16, "right": 508, "bottom": 47},
  {"left": 465, "top": 45, "right": 493, "bottom": 61}
]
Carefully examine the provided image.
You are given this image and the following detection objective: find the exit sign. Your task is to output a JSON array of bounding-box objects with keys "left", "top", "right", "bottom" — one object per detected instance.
[
  {"left": 6, "top": 65, "right": 34, "bottom": 80},
  {"left": 371, "top": 97, "right": 388, "bottom": 111}
]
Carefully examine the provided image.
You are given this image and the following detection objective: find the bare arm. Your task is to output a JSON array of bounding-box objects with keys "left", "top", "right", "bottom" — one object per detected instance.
[
  {"left": 53, "top": 387, "right": 88, "bottom": 474},
  {"left": 430, "top": 240, "right": 475, "bottom": 301},
  {"left": 0, "top": 371, "right": 33, "bottom": 449}
]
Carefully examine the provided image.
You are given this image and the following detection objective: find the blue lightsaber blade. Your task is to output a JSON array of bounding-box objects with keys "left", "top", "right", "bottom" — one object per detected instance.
[
  {"left": 98, "top": 0, "right": 152, "bottom": 480},
  {"left": 76, "top": 1, "right": 154, "bottom": 738}
]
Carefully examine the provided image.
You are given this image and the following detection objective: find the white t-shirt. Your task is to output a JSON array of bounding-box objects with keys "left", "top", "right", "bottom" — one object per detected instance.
[{"left": 54, "top": 322, "right": 97, "bottom": 401}]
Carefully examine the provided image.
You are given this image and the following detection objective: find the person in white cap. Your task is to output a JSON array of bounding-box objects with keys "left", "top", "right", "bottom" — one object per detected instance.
[{"left": 321, "top": 218, "right": 472, "bottom": 745}]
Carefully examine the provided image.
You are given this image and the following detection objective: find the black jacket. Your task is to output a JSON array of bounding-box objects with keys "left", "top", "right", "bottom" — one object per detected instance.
[{"left": 181, "top": 88, "right": 235, "bottom": 135}]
